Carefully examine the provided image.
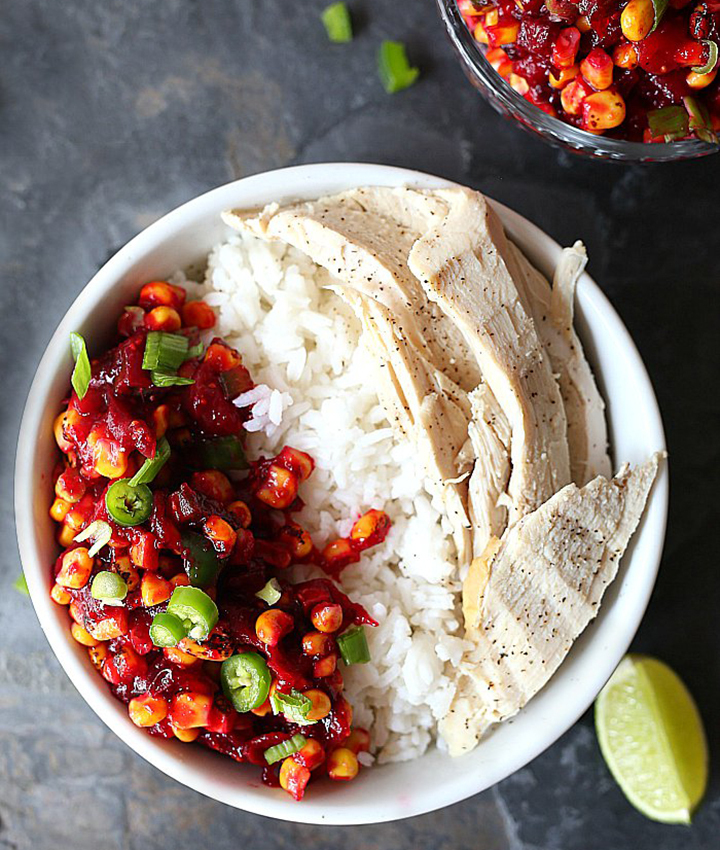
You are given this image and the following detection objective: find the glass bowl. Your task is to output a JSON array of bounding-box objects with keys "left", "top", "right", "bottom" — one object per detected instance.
[{"left": 436, "top": 0, "right": 719, "bottom": 162}]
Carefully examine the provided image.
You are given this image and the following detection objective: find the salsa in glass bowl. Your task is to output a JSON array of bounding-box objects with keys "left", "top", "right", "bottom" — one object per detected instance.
[{"left": 438, "top": 0, "right": 720, "bottom": 158}]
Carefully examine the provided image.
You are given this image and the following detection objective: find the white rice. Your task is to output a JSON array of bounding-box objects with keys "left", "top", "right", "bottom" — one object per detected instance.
[{"left": 173, "top": 232, "right": 469, "bottom": 763}]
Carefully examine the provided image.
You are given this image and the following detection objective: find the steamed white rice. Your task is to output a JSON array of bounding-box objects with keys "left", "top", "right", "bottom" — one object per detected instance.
[{"left": 173, "top": 232, "right": 469, "bottom": 763}]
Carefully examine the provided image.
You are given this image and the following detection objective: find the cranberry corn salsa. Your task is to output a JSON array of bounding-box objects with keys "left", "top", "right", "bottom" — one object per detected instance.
[
  {"left": 458, "top": 0, "right": 720, "bottom": 141},
  {"left": 49, "top": 280, "right": 391, "bottom": 801}
]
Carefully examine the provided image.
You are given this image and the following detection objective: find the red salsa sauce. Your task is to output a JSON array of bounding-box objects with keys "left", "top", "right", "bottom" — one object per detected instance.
[
  {"left": 457, "top": 0, "right": 720, "bottom": 142},
  {"left": 49, "top": 280, "right": 390, "bottom": 800}
]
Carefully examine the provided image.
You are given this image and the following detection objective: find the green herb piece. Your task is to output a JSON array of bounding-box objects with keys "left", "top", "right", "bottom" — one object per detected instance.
[
  {"left": 105, "top": 479, "right": 154, "bottom": 527},
  {"left": 647, "top": 105, "right": 689, "bottom": 141},
  {"left": 74, "top": 519, "right": 113, "bottom": 557},
  {"left": 650, "top": 0, "right": 669, "bottom": 32},
  {"left": 692, "top": 40, "right": 718, "bottom": 75},
  {"left": 378, "top": 41, "right": 419, "bottom": 94},
  {"left": 166, "top": 585, "right": 219, "bottom": 641},
  {"left": 149, "top": 612, "right": 189, "bottom": 647},
  {"left": 129, "top": 437, "right": 171, "bottom": 486},
  {"left": 255, "top": 578, "right": 282, "bottom": 606},
  {"left": 684, "top": 96, "right": 719, "bottom": 144},
  {"left": 221, "top": 653, "right": 272, "bottom": 712},
  {"left": 90, "top": 570, "right": 128, "bottom": 606},
  {"left": 322, "top": 2, "right": 353, "bottom": 43},
  {"left": 13, "top": 574, "right": 29, "bottom": 596},
  {"left": 337, "top": 625, "right": 371, "bottom": 665},
  {"left": 264, "top": 734, "right": 308, "bottom": 765},
  {"left": 270, "top": 688, "right": 316, "bottom": 725},
  {"left": 69, "top": 332, "right": 92, "bottom": 399}
]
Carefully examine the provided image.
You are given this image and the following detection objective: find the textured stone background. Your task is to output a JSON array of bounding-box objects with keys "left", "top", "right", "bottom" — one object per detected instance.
[{"left": 1, "top": 1, "right": 719, "bottom": 848}]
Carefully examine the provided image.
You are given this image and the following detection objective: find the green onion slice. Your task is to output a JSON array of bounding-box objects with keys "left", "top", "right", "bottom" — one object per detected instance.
[
  {"left": 270, "top": 688, "right": 316, "bottom": 726},
  {"left": 255, "top": 578, "right": 282, "bottom": 605},
  {"left": 90, "top": 570, "right": 128, "bottom": 605},
  {"left": 647, "top": 105, "right": 689, "bottom": 141},
  {"left": 683, "top": 96, "right": 719, "bottom": 144},
  {"left": 337, "top": 625, "right": 371, "bottom": 665},
  {"left": 192, "top": 436, "right": 248, "bottom": 471},
  {"left": 184, "top": 342, "right": 204, "bottom": 361},
  {"left": 221, "top": 652, "right": 272, "bottom": 713},
  {"left": 13, "top": 574, "right": 29, "bottom": 596},
  {"left": 264, "top": 734, "right": 308, "bottom": 765},
  {"left": 378, "top": 41, "right": 419, "bottom": 94},
  {"left": 321, "top": 2, "right": 353, "bottom": 43},
  {"left": 692, "top": 39, "right": 718, "bottom": 75},
  {"left": 69, "top": 332, "right": 92, "bottom": 399},
  {"left": 150, "top": 370, "right": 195, "bottom": 388},
  {"left": 74, "top": 519, "right": 113, "bottom": 557},
  {"left": 142, "top": 332, "right": 189, "bottom": 371},
  {"left": 105, "top": 479, "right": 154, "bottom": 527},
  {"left": 650, "top": 0, "right": 669, "bottom": 31},
  {"left": 129, "top": 436, "right": 171, "bottom": 486},
  {"left": 166, "top": 585, "right": 218, "bottom": 641},
  {"left": 149, "top": 612, "right": 188, "bottom": 647}
]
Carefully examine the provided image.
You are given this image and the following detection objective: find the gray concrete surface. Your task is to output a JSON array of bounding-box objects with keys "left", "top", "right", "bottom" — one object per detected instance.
[{"left": 1, "top": 1, "right": 718, "bottom": 848}]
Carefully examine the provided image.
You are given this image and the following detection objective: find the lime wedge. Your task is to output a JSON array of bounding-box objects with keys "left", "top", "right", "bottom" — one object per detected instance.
[{"left": 595, "top": 655, "right": 708, "bottom": 824}]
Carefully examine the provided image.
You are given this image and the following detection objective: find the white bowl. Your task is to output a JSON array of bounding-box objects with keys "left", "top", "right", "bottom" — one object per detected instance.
[{"left": 15, "top": 163, "right": 668, "bottom": 825}]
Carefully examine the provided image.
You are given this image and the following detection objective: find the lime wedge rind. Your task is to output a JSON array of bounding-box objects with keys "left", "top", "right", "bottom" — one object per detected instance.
[{"left": 595, "top": 654, "right": 708, "bottom": 825}]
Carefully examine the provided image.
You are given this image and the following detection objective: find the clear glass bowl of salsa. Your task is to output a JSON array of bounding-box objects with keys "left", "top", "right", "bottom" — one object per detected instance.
[{"left": 437, "top": 0, "right": 720, "bottom": 160}]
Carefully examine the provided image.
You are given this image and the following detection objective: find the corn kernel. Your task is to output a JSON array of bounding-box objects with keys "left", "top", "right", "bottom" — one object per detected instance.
[
  {"left": 311, "top": 602, "right": 343, "bottom": 634},
  {"left": 297, "top": 738, "right": 325, "bottom": 771},
  {"left": 50, "top": 497, "right": 72, "bottom": 522},
  {"left": 313, "top": 653, "right": 338, "bottom": 678},
  {"left": 129, "top": 693, "right": 169, "bottom": 727},
  {"left": 620, "top": 0, "right": 654, "bottom": 42},
  {"left": 254, "top": 465, "right": 298, "bottom": 509},
  {"left": 181, "top": 301, "right": 216, "bottom": 329},
  {"left": 279, "top": 756, "right": 311, "bottom": 800},
  {"left": 138, "top": 281, "right": 185, "bottom": 310},
  {"left": 549, "top": 64, "right": 579, "bottom": 89},
  {"left": 486, "top": 47, "right": 514, "bottom": 78},
  {"left": 54, "top": 409, "right": 79, "bottom": 452},
  {"left": 163, "top": 646, "right": 202, "bottom": 667},
  {"left": 582, "top": 89, "right": 626, "bottom": 130},
  {"left": 255, "top": 609, "right": 294, "bottom": 646},
  {"left": 575, "top": 14, "right": 591, "bottom": 33},
  {"left": 145, "top": 305, "right": 182, "bottom": 332},
  {"left": 302, "top": 631, "right": 335, "bottom": 657},
  {"left": 345, "top": 727, "right": 371, "bottom": 754},
  {"left": 580, "top": 47, "right": 614, "bottom": 90},
  {"left": 203, "top": 515, "right": 237, "bottom": 556},
  {"left": 613, "top": 42, "right": 638, "bottom": 69},
  {"left": 56, "top": 547, "right": 94, "bottom": 588},
  {"left": 227, "top": 500, "right": 252, "bottom": 528},
  {"left": 190, "top": 470, "right": 234, "bottom": 504},
  {"left": 88, "top": 643, "right": 108, "bottom": 669},
  {"left": 57, "top": 523, "right": 77, "bottom": 548},
  {"left": 509, "top": 73, "right": 529, "bottom": 95},
  {"left": 172, "top": 724, "right": 201, "bottom": 742},
  {"left": 327, "top": 747, "right": 359, "bottom": 781},
  {"left": 687, "top": 68, "right": 718, "bottom": 89},
  {"left": 90, "top": 616, "right": 127, "bottom": 641},
  {"left": 55, "top": 468, "right": 86, "bottom": 503},
  {"left": 278, "top": 521, "right": 313, "bottom": 558},
  {"left": 304, "top": 688, "right": 332, "bottom": 721},
  {"left": 170, "top": 572, "right": 191, "bottom": 587},
  {"left": 561, "top": 78, "right": 590, "bottom": 115},
  {"left": 50, "top": 583, "right": 72, "bottom": 605},
  {"left": 71, "top": 622, "right": 100, "bottom": 647},
  {"left": 141, "top": 572, "right": 173, "bottom": 607},
  {"left": 152, "top": 405, "right": 170, "bottom": 438},
  {"left": 169, "top": 692, "right": 213, "bottom": 729}
]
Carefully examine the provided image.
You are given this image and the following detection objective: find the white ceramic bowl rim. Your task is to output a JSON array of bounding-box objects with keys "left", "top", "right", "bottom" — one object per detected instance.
[{"left": 15, "top": 163, "right": 668, "bottom": 825}]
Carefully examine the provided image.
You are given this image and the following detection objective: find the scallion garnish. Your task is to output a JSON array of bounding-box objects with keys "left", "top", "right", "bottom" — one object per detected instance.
[
  {"left": 321, "top": 2, "right": 353, "bottom": 43},
  {"left": 337, "top": 625, "right": 371, "bottom": 665},
  {"left": 74, "top": 519, "right": 113, "bottom": 557},
  {"left": 683, "top": 96, "right": 718, "bottom": 144},
  {"left": 692, "top": 39, "right": 718, "bottom": 75},
  {"left": 270, "top": 688, "right": 316, "bottom": 725},
  {"left": 255, "top": 578, "right": 282, "bottom": 605},
  {"left": 184, "top": 341, "right": 205, "bottom": 361},
  {"left": 69, "top": 332, "right": 92, "bottom": 399},
  {"left": 378, "top": 40, "right": 419, "bottom": 94},
  {"left": 142, "top": 331, "right": 190, "bottom": 372},
  {"left": 150, "top": 370, "right": 195, "bottom": 388},
  {"left": 264, "top": 734, "right": 308, "bottom": 765},
  {"left": 650, "top": 0, "right": 668, "bottom": 31},
  {"left": 90, "top": 570, "right": 128, "bottom": 606},
  {"left": 13, "top": 574, "right": 29, "bottom": 596},
  {"left": 129, "top": 436, "right": 171, "bottom": 486},
  {"left": 647, "top": 105, "right": 689, "bottom": 141}
]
